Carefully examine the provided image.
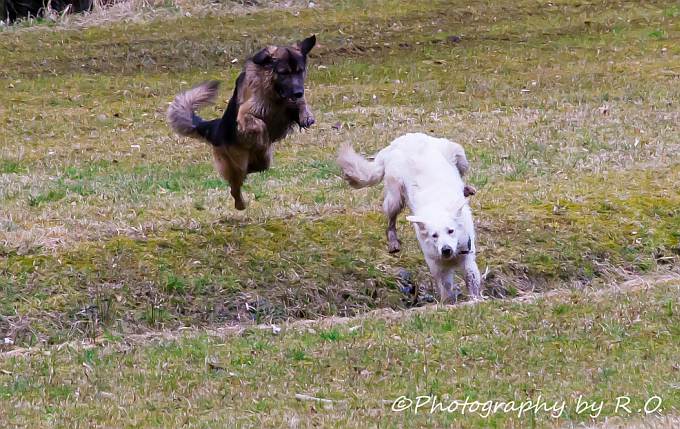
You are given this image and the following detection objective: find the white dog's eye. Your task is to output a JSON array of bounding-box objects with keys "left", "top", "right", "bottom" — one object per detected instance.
[
  {"left": 448, "top": 229, "right": 454, "bottom": 234},
  {"left": 432, "top": 233, "right": 438, "bottom": 239}
]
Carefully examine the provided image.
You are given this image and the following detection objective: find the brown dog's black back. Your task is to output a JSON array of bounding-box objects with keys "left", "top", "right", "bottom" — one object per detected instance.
[{"left": 201, "top": 73, "right": 244, "bottom": 146}]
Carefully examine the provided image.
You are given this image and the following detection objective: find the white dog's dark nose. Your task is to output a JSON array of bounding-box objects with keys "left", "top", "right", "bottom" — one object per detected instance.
[{"left": 441, "top": 245, "right": 453, "bottom": 257}]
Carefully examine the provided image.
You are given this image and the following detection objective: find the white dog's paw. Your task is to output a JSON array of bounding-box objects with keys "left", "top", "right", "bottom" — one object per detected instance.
[
  {"left": 468, "top": 293, "right": 486, "bottom": 302},
  {"left": 440, "top": 288, "right": 462, "bottom": 305}
]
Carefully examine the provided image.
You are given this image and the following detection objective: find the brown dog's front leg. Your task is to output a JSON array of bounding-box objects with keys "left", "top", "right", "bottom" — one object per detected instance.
[
  {"left": 237, "top": 110, "right": 267, "bottom": 136},
  {"left": 297, "top": 99, "right": 315, "bottom": 129}
]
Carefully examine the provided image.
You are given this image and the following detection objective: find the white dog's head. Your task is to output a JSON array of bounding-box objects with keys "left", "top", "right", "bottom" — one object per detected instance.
[{"left": 406, "top": 206, "right": 468, "bottom": 260}]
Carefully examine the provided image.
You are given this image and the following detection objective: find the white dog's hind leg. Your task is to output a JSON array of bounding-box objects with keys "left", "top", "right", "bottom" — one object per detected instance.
[
  {"left": 440, "top": 140, "right": 469, "bottom": 176},
  {"left": 452, "top": 144, "right": 469, "bottom": 178},
  {"left": 441, "top": 140, "right": 476, "bottom": 196},
  {"left": 461, "top": 254, "right": 482, "bottom": 299},
  {"left": 383, "top": 177, "right": 404, "bottom": 253}
]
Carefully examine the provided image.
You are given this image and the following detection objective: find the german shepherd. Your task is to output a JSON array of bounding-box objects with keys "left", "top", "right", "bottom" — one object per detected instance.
[{"left": 167, "top": 35, "right": 317, "bottom": 210}]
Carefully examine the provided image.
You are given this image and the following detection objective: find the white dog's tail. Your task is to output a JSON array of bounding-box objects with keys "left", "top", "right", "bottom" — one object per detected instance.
[{"left": 336, "top": 143, "right": 385, "bottom": 189}]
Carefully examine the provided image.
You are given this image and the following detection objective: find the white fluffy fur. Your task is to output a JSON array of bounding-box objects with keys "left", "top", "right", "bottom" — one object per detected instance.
[{"left": 337, "top": 133, "right": 481, "bottom": 302}]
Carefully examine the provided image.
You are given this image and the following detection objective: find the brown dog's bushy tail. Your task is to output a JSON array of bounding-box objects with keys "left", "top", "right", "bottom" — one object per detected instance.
[
  {"left": 167, "top": 81, "right": 220, "bottom": 143},
  {"left": 336, "top": 143, "right": 385, "bottom": 189}
]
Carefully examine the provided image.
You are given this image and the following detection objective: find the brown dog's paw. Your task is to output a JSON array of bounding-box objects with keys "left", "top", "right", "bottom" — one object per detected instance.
[
  {"left": 298, "top": 110, "right": 315, "bottom": 129},
  {"left": 388, "top": 239, "right": 401, "bottom": 254},
  {"left": 233, "top": 196, "right": 247, "bottom": 211},
  {"left": 234, "top": 200, "right": 247, "bottom": 211},
  {"left": 463, "top": 185, "right": 476, "bottom": 197}
]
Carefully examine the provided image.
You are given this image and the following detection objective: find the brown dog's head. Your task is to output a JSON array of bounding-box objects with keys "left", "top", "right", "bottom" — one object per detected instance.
[{"left": 251, "top": 35, "right": 316, "bottom": 103}]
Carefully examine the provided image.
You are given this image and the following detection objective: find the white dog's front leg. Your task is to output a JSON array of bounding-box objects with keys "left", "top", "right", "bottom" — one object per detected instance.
[
  {"left": 462, "top": 254, "right": 482, "bottom": 299},
  {"left": 433, "top": 269, "right": 461, "bottom": 304}
]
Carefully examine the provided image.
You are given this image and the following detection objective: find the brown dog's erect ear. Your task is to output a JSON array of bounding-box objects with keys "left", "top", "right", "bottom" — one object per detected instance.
[
  {"left": 297, "top": 35, "right": 316, "bottom": 56},
  {"left": 252, "top": 48, "right": 273, "bottom": 65}
]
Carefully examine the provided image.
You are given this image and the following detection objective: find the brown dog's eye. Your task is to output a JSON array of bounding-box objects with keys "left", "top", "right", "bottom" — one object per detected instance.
[
  {"left": 432, "top": 233, "right": 439, "bottom": 239},
  {"left": 448, "top": 229, "right": 454, "bottom": 234}
]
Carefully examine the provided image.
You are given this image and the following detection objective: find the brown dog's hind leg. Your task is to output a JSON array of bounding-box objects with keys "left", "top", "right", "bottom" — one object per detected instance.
[
  {"left": 212, "top": 147, "right": 248, "bottom": 211},
  {"left": 228, "top": 150, "right": 249, "bottom": 211},
  {"left": 383, "top": 177, "right": 404, "bottom": 253},
  {"left": 229, "top": 172, "right": 247, "bottom": 211}
]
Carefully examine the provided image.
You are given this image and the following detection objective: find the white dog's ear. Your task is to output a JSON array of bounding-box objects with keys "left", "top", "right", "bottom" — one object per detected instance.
[
  {"left": 454, "top": 203, "right": 467, "bottom": 218},
  {"left": 406, "top": 216, "right": 427, "bottom": 233}
]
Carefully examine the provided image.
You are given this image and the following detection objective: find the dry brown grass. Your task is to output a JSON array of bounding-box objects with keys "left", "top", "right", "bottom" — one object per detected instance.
[{"left": 3, "top": 0, "right": 320, "bottom": 30}]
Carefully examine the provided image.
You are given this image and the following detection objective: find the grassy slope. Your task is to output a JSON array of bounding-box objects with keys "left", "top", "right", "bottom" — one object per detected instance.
[
  {"left": 0, "top": 0, "right": 678, "bottom": 344},
  {"left": 0, "top": 0, "right": 679, "bottom": 416},
  {"left": 0, "top": 2, "right": 679, "bottom": 426},
  {"left": 1, "top": 274, "right": 678, "bottom": 428}
]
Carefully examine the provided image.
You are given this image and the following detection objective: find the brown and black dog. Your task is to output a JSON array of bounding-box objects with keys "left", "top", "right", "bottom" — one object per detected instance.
[{"left": 167, "top": 35, "right": 316, "bottom": 210}]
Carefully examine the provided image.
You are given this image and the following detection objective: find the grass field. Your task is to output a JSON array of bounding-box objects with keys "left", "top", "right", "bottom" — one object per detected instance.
[{"left": 0, "top": 0, "right": 679, "bottom": 427}]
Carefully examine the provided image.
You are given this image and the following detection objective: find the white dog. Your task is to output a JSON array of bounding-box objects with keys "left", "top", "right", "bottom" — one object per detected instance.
[{"left": 337, "top": 133, "right": 481, "bottom": 303}]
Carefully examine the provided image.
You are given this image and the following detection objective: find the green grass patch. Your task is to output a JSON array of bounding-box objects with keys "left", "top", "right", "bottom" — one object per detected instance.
[
  {"left": 27, "top": 189, "right": 67, "bottom": 207},
  {"left": 0, "top": 160, "right": 27, "bottom": 174}
]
